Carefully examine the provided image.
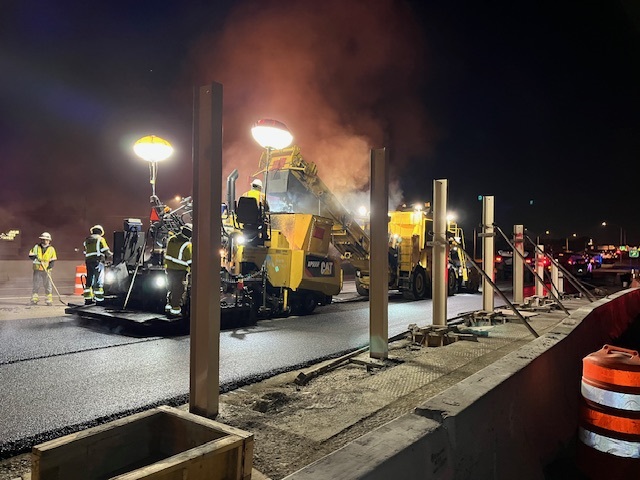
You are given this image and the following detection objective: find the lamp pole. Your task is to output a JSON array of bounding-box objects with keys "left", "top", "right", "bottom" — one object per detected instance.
[{"left": 601, "top": 221, "right": 625, "bottom": 246}]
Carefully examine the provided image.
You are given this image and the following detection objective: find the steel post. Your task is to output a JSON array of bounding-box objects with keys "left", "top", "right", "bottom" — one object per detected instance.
[
  {"left": 432, "top": 179, "right": 448, "bottom": 326},
  {"left": 535, "top": 245, "right": 545, "bottom": 297},
  {"left": 513, "top": 225, "right": 524, "bottom": 305},
  {"left": 369, "top": 148, "right": 388, "bottom": 359},
  {"left": 482, "top": 196, "right": 495, "bottom": 312},
  {"left": 551, "top": 262, "right": 561, "bottom": 295},
  {"left": 190, "top": 83, "right": 223, "bottom": 418}
]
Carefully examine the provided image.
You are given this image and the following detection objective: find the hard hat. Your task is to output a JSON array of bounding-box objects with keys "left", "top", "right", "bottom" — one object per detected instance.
[
  {"left": 251, "top": 178, "right": 263, "bottom": 190},
  {"left": 39, "top": 232, "right": 52, "bottom": 241},
  {"left": 180, "top": 223, "right": 193, "bottom": 237},
  {"left": 90, "top": 225, "right": 104, "bottom": 235}
]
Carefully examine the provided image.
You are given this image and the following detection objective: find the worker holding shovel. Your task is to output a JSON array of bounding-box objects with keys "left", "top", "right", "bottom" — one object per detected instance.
[{"left": 28, "top": 232, "right": 58, "bottom": 305}]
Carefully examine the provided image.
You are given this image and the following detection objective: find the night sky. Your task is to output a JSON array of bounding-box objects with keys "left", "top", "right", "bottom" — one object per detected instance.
[{"left": 2, "top": 0, "right": 639, "bottom": 255}]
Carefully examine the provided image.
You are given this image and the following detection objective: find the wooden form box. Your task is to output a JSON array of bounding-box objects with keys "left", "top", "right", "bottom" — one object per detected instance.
[{"left": 32, "top": 405, "right": 253, "bottom": 480}]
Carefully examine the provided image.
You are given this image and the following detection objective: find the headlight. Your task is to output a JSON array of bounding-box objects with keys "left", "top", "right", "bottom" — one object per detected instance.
[
  {"left": 154, "top": 275, "right": 167, "bottom": 288},
  {"left": 236, "top": 234, "right": 246, "bottom": 245},
  {"left": 105, "top": 271, "right": 116, "bottom": 284}
]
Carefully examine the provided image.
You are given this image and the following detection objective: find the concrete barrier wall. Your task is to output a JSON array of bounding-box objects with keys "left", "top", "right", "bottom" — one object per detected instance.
[
  {"left": 0, "top": 260, "right": 80, "bottom": 291},
  {"left": 284, "top": 289, "right": 640, "bottom": 480}
]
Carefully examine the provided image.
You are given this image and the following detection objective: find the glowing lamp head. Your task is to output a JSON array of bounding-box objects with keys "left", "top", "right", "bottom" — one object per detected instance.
[
  {"left": 251, "top": 119, "right": 293, "bottom": 150},
  {"left": 154, "top": 274, "right": 167, "bottom": 289},
  {"left": 133, "top": 135, "right": 173, "bottom": 162}
]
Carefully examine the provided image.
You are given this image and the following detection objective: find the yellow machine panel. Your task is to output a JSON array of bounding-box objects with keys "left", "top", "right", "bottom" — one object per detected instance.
[
  {"left": 290, "top": 250, "right": 342, "bottom": 296},
  {"left": 270, "top": 214, "right": 333, "bottom": 255}
]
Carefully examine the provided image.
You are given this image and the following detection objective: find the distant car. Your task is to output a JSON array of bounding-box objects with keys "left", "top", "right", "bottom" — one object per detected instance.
[
  {"left": 589, "top": 252, "right": 603, "bottom": 269},
  {"left": 495, "top": 250, "right": 534, "bottom": 281},
  {"left": 556, "top": 251, "right": 592, "bottom": 278}
]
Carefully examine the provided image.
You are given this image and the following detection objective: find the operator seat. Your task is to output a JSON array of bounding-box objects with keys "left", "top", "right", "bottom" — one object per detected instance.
[{"left": 236, "top": 196, "right": 267, "bottom": 246}]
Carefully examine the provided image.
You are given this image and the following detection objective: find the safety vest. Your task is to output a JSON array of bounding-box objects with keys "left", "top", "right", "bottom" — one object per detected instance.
[
  {"left": 242, "top": 188, "right": 268, "bottom": 209},
  {"left": 29, "top": 244, "right": 57, "bottom": 271},
  {"left": 84, "top": 234, "right": 110, "bottom": 261},
  {"left": 165, "top": 233, "right": 192, "bottom": 271}
]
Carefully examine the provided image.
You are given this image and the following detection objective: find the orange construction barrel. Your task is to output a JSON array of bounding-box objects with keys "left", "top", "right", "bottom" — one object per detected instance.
[
  {"left": 577, "top": 344, "right": 640, "bottom": 479},
  {"left": 74, "top": 264, "right": 87, "bottom": 295}
]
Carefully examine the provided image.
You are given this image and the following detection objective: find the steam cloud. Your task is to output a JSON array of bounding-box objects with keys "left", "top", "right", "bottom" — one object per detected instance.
[{"left": 186, "top": 0, "right": 435, "bottom": 202}]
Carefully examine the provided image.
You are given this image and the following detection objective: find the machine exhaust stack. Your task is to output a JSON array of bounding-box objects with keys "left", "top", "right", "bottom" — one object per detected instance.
[{"left": 227, "top": 169, "right": 239, "bottom": 214}]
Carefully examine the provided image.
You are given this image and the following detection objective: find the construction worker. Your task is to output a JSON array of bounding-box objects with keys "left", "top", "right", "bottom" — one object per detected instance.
[
  {"left": 241, "top": 178, "right": 269, "bottom": 211},
  {"left": 83, "top": 225, "right": 113, "bottom": 305},
  {"left": 28, "top": 232, "right": 57, "bottom": 305},
  {"left": 164, "top": 223, "right": 193, "bottom": 317}
]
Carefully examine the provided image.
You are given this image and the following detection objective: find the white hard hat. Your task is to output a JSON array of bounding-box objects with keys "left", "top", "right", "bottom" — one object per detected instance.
[
  {"left": 39, "top": 232, "right": 52, "bottom": 241},
  {"left": 251, "top": 178, "right": 263, "bottom": 189},
  {"left": 90, "top": 225, "right": 104, "bottom": 235}
]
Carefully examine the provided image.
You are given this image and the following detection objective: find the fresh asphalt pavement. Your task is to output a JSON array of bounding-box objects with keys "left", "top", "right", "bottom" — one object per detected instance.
[{"left": 0, "top": 284, "right": 488, "bottom": 456}]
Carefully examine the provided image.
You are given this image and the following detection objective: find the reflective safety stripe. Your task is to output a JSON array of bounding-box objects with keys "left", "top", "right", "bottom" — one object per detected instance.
[
  {"left": 85, "top": 251, "right": 101, "bottom": 257},
  {"left": 178, "top": 242, "right": 191, "bottom": 265},
  {"left": 579, "top": 427, "right": 640, "bottom": 459},
  {"left": 582, "top": 381, "right": 640, "bottom": 411},
  {"left": 165, "top": 254, "right": 190, "bottom": 266}
]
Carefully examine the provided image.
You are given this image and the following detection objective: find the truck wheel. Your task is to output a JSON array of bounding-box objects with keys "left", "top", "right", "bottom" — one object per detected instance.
[
  {"left": 412, "top": 267, "right": 428, "bottom": 299},
  {"left": 297, "top": 292, "right": 317, "bottom": 315},
  {"left": 466, "top": 276, "right": 480, "bottom": 293},
  {"left": 355, "top": 276, "right": 369, "bottom": 297},
  {"left": 447, "top": 268, "right": 458, "bottom": 296}
]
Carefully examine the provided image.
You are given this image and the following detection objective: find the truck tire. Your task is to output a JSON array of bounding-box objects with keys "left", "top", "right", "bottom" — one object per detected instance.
[
  {"left": 297, "top": 292, "right": 317, "bottom": 315},
  {"left": 465, "top": 270, "right": 480, "bottom": 293},
  {"left": 412, "top": 267, "right": 429, "bottom": 299},
  {"left": 355, "top": 276, "right": 369, "bottom": 297},
  {"left": 447, "top": 267, "right": 458, "bottom": 296}
]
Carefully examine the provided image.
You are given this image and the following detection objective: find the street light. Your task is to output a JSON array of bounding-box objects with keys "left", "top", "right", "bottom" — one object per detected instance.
[
  {"left": 601, "top": 221, "right": 625, "bottom": 246},
  {"left": 133, "top": 135, "right": 174, "bottom": 197},
  {"left": 251, "top": 119, "right": 293, "bottom": 196}
]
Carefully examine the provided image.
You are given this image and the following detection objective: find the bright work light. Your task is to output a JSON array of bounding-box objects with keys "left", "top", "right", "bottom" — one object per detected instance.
[
  {"left": 251, "top": 119, "right": 293, "bottom": 150},
  {"left": 133, "top": 135, "right": 173, "bottom": 162}
]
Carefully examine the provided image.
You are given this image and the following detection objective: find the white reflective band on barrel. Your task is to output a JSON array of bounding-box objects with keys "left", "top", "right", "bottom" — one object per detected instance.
[
  {"left": 582, "top": 381, "right": 640, "bottom": 411},
  {"left": 579, "top": 427, "right": 640, "bottom": 459}
]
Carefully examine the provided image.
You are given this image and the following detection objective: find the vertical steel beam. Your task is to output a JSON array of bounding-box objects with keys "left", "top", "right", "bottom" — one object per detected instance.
[
  {"left": 369, "top": 148, "right": 388, "bottom": 360},
  {"left": 190, "top": 83, "right": 222, "bottom": 417},
  {"left": 432, "top": 179, "right": 448, "bottom": 326},
  {"left": 557, "top": 266, "right": 564, "bottom": 295},
  {"left": 551, "top": 262, "right": 560, "bottom": 295},
  {"left": 535, "top": 244, "right": 545, "bottom": 297},
  {"left": 513, "top": 225, "right": 524, "bottom": 305},
  {"left": 482, "top": 196, "right": 495, "bottom": 312}
]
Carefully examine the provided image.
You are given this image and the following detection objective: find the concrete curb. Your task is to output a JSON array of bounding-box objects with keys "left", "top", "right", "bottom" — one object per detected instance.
[{"left": 283, "top": 289, "right": 640, "bottom": 480}]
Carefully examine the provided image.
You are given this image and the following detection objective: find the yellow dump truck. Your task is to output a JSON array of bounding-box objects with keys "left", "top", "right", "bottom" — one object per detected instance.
[{"left": 262, "top": 145, "right": 480, "bottom": 299}]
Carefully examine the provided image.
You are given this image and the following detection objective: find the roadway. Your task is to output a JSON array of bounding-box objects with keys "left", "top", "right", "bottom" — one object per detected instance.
[{"left": 0, "top": 283, "right": 486, "bottom": 457}]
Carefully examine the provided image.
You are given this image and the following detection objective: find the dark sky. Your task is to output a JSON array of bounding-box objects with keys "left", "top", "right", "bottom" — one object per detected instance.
[{"left": 2, "top": 0, "right": 639, "bottom": 254}]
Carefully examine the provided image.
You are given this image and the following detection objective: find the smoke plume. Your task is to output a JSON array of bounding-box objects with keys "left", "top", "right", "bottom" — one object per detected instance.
[{"left": 186, "top": 0, "right": 435, "bottom": 202}]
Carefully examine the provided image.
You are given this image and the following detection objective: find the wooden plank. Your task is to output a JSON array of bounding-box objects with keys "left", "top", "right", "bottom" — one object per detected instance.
[
  {"left": 32, "top": 406, "right": 253, "bottom": 480},
  {"left": 112, "top": 436, "right": 244, "bottom": 480}
]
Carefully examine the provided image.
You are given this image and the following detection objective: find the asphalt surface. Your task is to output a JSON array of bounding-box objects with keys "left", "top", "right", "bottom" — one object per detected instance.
[{"left": 0, "top": 283, "right": 487, "bottom": 457}]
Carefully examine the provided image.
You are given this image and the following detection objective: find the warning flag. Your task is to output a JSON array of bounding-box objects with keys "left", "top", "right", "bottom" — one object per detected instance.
[{"left": 150, "top": 208, "right": 161, "bottom": 222}]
